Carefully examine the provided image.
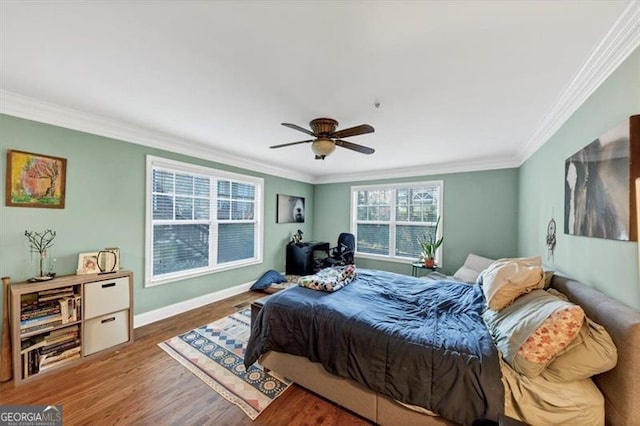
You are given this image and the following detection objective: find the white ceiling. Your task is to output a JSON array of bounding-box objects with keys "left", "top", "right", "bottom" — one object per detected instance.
[{"left": 1, "top": 1, "right": 638, "bottom": 183}]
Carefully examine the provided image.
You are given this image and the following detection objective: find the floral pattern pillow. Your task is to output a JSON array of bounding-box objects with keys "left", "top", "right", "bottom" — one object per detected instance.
[
  {"left": 298, "top": 265, "right": 357, "bottom": 292},
  {"left": 517, "top": 306, "right": 584, "bottom": 363},
  {"left": 483, "top": 289, "right": 586, "bottom": 377}
]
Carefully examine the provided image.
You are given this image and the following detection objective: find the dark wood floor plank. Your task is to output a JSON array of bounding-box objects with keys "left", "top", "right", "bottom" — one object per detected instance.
[{"left": 0, "top": 291, "right": 371, "bottom": 425}]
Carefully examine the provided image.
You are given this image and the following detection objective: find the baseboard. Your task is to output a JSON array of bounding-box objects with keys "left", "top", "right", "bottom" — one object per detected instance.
[{"left": 133, "top": 281, "right": 253, "bottom": 328}]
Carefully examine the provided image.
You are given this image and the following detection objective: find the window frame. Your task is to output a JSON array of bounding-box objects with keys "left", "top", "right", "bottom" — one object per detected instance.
[
  {"left": 350, "top": 180, "right": 444, "bottom": 264},
  {"left": 145, "top": 155, "right": 264, "bottom": 287}
]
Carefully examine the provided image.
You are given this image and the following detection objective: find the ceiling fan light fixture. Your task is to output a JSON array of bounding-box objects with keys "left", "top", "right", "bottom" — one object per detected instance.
[
  {"left": 312, "top": 137, "right": 336, "bottom": 158},
  {"left": 274, "top": 118, "right": 375, "bottom": 159}
]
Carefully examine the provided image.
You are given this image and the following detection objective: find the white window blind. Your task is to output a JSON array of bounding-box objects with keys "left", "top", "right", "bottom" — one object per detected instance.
[
  {"left": 146, "top": 156, "right": 263, "bottom": 286},
  {"left": 351, "top": 181, "right": 443, "bottom": 263}
]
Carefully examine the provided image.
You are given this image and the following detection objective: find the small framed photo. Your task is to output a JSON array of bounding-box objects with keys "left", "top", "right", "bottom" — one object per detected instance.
[{"left": 77, "top": 252, "right": 100, "bottom": 275}]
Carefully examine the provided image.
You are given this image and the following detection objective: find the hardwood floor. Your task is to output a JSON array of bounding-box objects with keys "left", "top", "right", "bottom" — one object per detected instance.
[{"left": 0, "top": 291, "right": 371, "bottom": 425}]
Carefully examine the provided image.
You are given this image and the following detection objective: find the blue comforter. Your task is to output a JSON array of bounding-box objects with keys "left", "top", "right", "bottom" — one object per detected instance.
[{"left": 245, "top": 269, "right": 503, "bottom": 425}]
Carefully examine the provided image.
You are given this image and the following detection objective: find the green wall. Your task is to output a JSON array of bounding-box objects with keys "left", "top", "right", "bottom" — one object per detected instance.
[
  {"left": 0, "top": 115, "right": 313, "bottom": 314},
  {"left": 518, "top": 48, "right": 640, "bottom": 310},
  {"left": 313, "top": 168, "right": 519, "bottom": 276},
  {"left": 2, "top": 47, "right": 637, "bottom": 324}
]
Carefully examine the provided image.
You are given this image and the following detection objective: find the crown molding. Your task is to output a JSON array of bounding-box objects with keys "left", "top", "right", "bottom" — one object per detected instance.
[
  {"left": 0, "top": 89, "right": 519, "bottom": 185},
  {"left": 313, "top": 156, "right": 520, "bottom": 184},
  {"left": 2, "top": 0, "right": 636, "bottom": 186},
  {"left": 517, "top": 0, "right": 640, "bottom": 164},
  {"left": 0, "top": 90, "right": 315, "bottom": 184}
]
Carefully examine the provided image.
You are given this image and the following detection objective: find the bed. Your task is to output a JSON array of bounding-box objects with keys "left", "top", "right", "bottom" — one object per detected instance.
[{"left": 245, "top": 266, "right": 640, "bottom": 426}]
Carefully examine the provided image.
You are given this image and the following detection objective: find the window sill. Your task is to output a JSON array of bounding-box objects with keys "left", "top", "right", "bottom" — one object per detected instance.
[
  {"left": 355, "top": 253, "right": 417, "bottom": 264},
  {"left": 145, "top": 258, "right": 262, "bottom": 287}
]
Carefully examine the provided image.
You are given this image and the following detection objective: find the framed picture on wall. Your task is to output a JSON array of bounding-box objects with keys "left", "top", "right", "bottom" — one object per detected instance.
[
  {"left": 276, "top": 194, "right": 305, "bottom": 223},
  {"left": 5, "top": 149, "right": 67, "bottom": 208},
  {"left": 564, "top": 115, "right": 639, "bottom": 241}
]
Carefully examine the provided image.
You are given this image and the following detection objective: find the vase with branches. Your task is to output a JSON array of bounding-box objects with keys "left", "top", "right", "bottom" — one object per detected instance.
[
  {"left": 24, "top": 229, "right": 56, "bottom": 279},
  {"left": 417, "top": 216, "right": 443, "bottom": 268}
]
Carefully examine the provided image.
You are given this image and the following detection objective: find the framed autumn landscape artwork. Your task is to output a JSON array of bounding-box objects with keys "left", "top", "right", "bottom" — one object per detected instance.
[{"left": 5, "top": 150, "right": 67, "bottom": 208}]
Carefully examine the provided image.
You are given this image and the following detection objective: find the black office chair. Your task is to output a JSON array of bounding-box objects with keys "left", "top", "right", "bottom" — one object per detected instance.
[{"left": 324, "top": 233, "right": 355, "bottom": 267}]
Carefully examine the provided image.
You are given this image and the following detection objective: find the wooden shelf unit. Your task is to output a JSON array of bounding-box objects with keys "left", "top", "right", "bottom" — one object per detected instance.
[{"left": 10, "top": 270, "right": 133, "bottom": 385}]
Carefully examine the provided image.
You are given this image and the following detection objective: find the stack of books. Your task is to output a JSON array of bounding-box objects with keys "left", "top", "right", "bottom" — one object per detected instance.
[
  {"left": 20, "top": 326, "right": 81, "bottom": 378},
  {"left": 20, "top": 287, "right": 82, "bottom": 335}
]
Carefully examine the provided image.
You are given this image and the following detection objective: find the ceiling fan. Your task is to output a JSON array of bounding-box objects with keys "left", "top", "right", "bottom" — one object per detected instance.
[{"left": 270, "top": 118, "right": 375, "bottom": 160}]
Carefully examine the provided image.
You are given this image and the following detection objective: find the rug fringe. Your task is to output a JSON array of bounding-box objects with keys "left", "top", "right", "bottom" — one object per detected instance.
[
  {"left": 159, "top": 342, "right": 261, "bottom": 419},
  {"left": 157, "top": 311, "right": 292, "bottom": 420}
]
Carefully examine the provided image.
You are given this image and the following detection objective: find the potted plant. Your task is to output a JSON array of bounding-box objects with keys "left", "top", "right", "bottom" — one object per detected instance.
[{"left": 417, "top": 216, "right": 443, "bottom": 269}]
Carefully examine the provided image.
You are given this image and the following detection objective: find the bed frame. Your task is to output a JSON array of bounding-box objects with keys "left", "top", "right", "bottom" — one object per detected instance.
[{"left": 260, "top": 273, "right": 640, "bottom": 425}]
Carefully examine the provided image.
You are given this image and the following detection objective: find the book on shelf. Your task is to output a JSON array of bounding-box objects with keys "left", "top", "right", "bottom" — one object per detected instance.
[
  {"left": 48, "top": 324, "right": 79, "bottom": 337},
  {"left": 21, "top": 335, "right": 47, "bottom": 353},
  {"left": 62, "top": 295, "right": 82, "bottom": 322},
  {"left": 39, "top": 346, "right": 81, "bottom": 370},
  {"left": 20, "top": 313, "right": 62, "bottom": 327},
  {"left": 20, "top": 304, "right": 60, "bottom": 320},
  {"left": 21, "top": 331, "right": 81, "bottom": 378},
  {"left": 37, "top": 287, "right": 74, "bottom": 296},
  {"left": 39, "top": 338, "right": 80, "bottom": 355},
  {"left": 21, "top": 325, "right": 79, "bottom": 347},
  {"left": 38, "top": 353, "right": 81, "bottom": 372},
  {"left": 21, "top": 332, "right": 78, "bottom": 354},
  {"left": 38, "top": 293, "right": 75, "bottom": 302},
  {"left": 38, "top": 288, "right": 76, "bottom": 299},
  {"left": 42, "top": 332, "right": 78, "bottom": 348},
  {"left": 20, "top": 295, "right": 82, "bottom": 334},
  {"left": 20, "top": 320, "right": 64, "bottom": 335}
]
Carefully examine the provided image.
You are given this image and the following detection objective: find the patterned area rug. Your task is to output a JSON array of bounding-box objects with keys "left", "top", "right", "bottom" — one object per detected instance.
[{"left": 158, "top": 308, "right": 292, "bottom": 419}]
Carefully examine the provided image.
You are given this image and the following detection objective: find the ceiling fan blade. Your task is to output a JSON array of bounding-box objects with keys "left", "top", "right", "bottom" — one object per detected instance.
[
  {"left": 269, "top": 140, "right": 313, "bottom": 149},
  {"left": 335, "top": 139, "right": 375, "bottom": 155},
  {"left": 282, "top": 123, "right": 316, "bottom": 137},
  {"left": 331, "top": 124, "right": 374, "bottom": 139}
]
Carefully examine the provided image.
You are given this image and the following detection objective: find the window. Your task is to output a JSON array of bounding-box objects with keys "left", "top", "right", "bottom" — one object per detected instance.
[
  {"left": 351, "top": 181, "right": 443, "bottom": 263},
  {"left": 146, "top": 156, "right": 263, "bottom": 286}
]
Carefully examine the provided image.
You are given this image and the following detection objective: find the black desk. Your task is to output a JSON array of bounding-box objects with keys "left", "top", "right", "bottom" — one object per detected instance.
[{"left": 286, "top": 241, "right": 330, "bottom": 275}]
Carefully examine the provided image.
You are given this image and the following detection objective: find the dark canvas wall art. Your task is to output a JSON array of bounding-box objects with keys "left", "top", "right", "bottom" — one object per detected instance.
[
  {"left": 564, "top": 115, "right": 639, "bottom": 241},
  {"left": 276, "top": 194, "right": 305, "bottom": 223}
]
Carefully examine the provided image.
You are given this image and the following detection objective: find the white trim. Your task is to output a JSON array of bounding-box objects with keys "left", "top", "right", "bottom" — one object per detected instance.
[
  {"left": 351, "top": 180, "right": 445, "bottom": 192},
  {"left": 0, "top": 88, "right": 518, "bottom": 184},
  {"left": 350, "top": 180, "right": 444, "bottom": 264},
  {"left": 315, "top": 157, "right": 518, "bottom": 184},
  {"left": 0, "top": 90, "right": 314, "bottom": 184},
  {"left": 133, "top": 280, "right": 253, "bottom": 328},
  {"left": 145, "top": 155, "right": 264, "bottom": 287},
  {"left": 0, "top": 1, "right": 636, "bottom": 183},
  {"left": 516, "top": 0, "right": 640, "bottom": 163},
  {"left": 355, "top": 253, "right": 417, "bottom": 264}
]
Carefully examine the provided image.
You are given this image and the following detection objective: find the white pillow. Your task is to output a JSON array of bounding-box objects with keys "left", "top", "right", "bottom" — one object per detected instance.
[
  {"left": 481, "top": 256, "right": 545, "bottom": 311},
  {"left": 453, "top": 266, "right": 482, "bottom": 283},
  {"left": 452, "top": 253, "right": 495, "bottom": 283}
]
